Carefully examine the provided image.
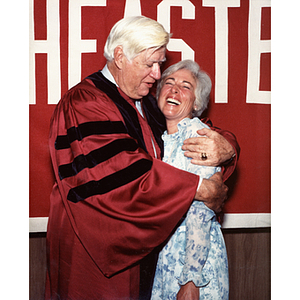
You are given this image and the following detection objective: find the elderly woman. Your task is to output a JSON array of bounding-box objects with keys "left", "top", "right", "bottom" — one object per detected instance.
[{"left": 151, "top": 60, "right": 229, "bottom": 300}]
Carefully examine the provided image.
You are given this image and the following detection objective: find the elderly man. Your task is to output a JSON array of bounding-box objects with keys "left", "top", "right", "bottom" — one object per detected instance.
[{"left": 45, "top": 16, "right": 239, "bottom": 300}]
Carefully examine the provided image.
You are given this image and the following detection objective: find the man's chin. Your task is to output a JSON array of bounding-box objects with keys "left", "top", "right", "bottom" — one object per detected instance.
[{"left": 137, "top": 88, "right": 151, "bottom": 98}]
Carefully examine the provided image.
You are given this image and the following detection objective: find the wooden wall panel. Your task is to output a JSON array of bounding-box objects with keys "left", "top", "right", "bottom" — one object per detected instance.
[
  {"left": 29, "top": 233, "right": 47, "bottom": 300},
  {"left": 29, "top": 228, "right": 271, "bottom": 300},
  {"left": 223, "top": 228, "right": 271, "bottom": 300}
]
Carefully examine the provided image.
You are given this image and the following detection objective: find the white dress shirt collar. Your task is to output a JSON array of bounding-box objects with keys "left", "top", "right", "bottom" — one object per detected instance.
[{"left": 101, "top": 64, "right": 119, "bottom": 87}]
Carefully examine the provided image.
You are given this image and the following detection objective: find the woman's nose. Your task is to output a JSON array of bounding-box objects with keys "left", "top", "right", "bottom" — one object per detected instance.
[{"left": 171, "top": 84, "right": 179, "bottom": 93}]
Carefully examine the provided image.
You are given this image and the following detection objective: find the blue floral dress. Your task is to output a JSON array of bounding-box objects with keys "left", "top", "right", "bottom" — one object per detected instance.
[{"left": 151, "top": 118, "right": 229, "bottom": 300}]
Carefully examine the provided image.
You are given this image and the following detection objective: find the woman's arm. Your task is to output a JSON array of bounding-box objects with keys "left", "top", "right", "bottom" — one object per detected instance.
[{"left": 177, "top": 201, "right": 214, "bottom": 294}]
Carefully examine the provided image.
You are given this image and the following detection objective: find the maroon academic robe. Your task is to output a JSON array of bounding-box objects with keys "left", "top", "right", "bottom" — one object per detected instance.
[{"left": 45, "top": 71, "right": 239, "bottom": 300}]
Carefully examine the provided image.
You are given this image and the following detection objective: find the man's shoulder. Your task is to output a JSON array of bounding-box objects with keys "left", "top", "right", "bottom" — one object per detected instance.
[{"left": 61, "top": 79, "right": 113, "bottom": 106}]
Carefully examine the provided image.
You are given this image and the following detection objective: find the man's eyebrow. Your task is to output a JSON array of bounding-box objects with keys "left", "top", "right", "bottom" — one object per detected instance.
[{"left": 148, "top": 57, "right": 167, "bottom": 63}]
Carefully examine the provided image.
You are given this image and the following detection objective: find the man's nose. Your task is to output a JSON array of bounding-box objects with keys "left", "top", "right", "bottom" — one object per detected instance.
[{"left": 150, "top": 64, "right": 161, "bottom": 80}]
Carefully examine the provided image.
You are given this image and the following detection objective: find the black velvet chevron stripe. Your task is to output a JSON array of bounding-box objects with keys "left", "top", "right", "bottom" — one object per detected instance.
[
  {"left": 141, "top": 93, "right": 166, "bottom": 158},
  {"left": 67, "top": 158, "right": 153, "bottom": 203},
  {"left": 58, "top": 138, "right": 139, "bottom": 180},
  {"left": 55, "top": 121, "right": 127, "bottom": 150}
]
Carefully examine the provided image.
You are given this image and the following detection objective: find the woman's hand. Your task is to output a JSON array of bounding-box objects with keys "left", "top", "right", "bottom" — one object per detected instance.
[{"left": 177, "top": 281, "right": 199, "bottom": 300}]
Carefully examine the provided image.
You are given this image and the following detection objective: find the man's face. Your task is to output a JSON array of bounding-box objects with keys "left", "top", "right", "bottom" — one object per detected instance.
[{"left": 118, "top": 47, "right": 166, "bottom": 99}]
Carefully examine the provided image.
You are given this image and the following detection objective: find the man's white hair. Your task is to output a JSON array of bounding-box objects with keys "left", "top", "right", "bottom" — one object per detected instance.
[{"left": 104, "top": 16, "right": 170, "bottom": 62}]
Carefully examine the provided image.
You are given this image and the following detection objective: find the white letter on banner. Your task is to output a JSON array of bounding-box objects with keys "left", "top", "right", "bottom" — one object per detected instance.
[
  {"left": 246, "top": 0, "right": 271, "bottom": 104},
  {"left": 124, "top": 0, "right": 141, "bottom": 17},
  {"left": 157, "top": 0, "right": 195, "bottom": 60},
  {"left": 203, "top": 0, "right": 240, "bottom": 103},
  {"left": 29, "top": 0, "right": 61, "bottom": 104},
  {"left": 69, "top": 0, "right": 107, "bottom": 89}
]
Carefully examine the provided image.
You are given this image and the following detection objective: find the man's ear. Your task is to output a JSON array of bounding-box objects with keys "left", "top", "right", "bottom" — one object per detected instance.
[{"left": 114, "top": 46, "right": 124, "bottom": 70}]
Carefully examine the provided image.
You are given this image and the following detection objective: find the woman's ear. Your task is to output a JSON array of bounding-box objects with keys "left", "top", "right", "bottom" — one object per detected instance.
[
  {"left": 113, "top": 46, "right": 124, "bottom": 70},
  {"left": 193, "top": 101, "right": 198, "bottom": 111}
]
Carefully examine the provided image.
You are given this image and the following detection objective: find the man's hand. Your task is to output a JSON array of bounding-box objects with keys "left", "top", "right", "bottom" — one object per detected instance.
[
  {"left": 177, "top": 281, "right": 199, "bottom": 300},
  {"left": 195, "top": 172, "right": 228, "bottom": 213},
  {"left": 182, "top": 128, "right": 235, "bottom": 166}
]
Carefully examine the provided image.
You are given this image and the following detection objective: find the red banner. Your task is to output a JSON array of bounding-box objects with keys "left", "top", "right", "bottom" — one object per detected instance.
[{"left": 29, "top": 0, "right": 271, "bottom": 218}]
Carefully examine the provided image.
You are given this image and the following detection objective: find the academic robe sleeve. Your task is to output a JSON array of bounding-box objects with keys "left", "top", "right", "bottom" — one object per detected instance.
[
  {"left": 201, "top": 117, "right": 240, "bottom": 182},
  {"left": 49, "top": 81, "right": 199, "bottom": 278}
]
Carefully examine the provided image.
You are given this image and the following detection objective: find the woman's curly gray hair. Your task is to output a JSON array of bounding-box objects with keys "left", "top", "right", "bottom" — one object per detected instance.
[{"left": 156, "top": 60, "right": 212, "bottom": 117}]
